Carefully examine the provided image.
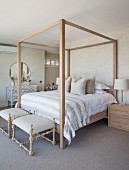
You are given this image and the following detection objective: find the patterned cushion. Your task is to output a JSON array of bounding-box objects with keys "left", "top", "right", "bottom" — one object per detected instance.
[
  {"left": 71, "top": 77, "right": 86, "bottom": 95},
  {"left": 86, "top": 78, "right": 95, "bottom": 94}
]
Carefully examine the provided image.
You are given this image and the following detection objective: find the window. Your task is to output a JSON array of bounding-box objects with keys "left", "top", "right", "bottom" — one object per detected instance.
[
  {"left": 45, "top": 58, "right": 59, "bottom": 67},
  {"left": 45, "top": 59, "right": 51, "bottom": 66}
]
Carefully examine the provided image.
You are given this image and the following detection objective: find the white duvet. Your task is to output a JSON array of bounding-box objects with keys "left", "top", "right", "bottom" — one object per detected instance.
[{"left": 21, "top": 91, "right": 117, "bottom": 144}]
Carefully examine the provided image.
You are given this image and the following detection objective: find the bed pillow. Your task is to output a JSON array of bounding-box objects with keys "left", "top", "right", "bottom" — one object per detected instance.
[
  {"left": 86, "top": 78, "right": 95, "bottom": 94},
  {"left": 58, "top": 77, "right": 71, "bottom": 92},
  {"left": 71, "top": 77, "right": 86, "bottom": 95},
  {"left": 95, "top": 89, "right": 107, "bottom": 94},
  {"left": 65, "top": 77, "right": 71, "bottom": 92},
  {"left": 95, "top": 83, "right": 110, "bottom": 90}
]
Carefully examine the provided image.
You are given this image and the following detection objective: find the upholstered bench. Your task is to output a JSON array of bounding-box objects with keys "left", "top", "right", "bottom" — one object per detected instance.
[
  {"left": 0, "top": 108, "right": 29, "bottom": 137},
  {"left": 12, "top": 115, "right": 56, "bottom": 156}
]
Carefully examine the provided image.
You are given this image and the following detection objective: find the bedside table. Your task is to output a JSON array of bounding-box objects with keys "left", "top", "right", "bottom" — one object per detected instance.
[{"left": 108, "top": 104, "right": 129, "bottom": 131}]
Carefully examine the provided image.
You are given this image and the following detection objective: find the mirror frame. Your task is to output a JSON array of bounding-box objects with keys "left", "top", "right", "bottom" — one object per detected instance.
[{"left": 9, "top": 62, "right": 31, "bottom": 82}]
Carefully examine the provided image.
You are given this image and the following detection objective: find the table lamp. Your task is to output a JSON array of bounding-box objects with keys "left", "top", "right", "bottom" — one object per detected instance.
[
  {"left": 56, "top": 77, "right": 60, "bottom": 85},
  {"left": 114, "top": 79, "right": 129, "bottom": 105}
]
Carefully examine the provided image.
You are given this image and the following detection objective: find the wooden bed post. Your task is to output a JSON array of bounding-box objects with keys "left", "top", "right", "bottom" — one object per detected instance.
[
  {"left": 59, "top": 19, "right": 65, "bottom": 149},
  {"left": 17, "top": 42, "right": 21, "bottom": 108},
  {"left": 66, "top": 49, "right": 70, "bottom": 78},
  {"left": 113, "top": 40, "right": 117, "bottom": 98},
  {"left": 17, "top": 19, "right": 117, "bottom": 150}
]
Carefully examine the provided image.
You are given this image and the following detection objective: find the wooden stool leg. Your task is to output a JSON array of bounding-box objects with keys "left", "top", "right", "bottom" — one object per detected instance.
[
  {"left": 12, "top": 115, "right": 15, "bottom": 141},
  {"left": 52, "top": 118, "right": 56, "bottom": 145},
  {"left": 29, "top": 124, "right": 33, "bottom": 156},
  {"left": 8, "top": 113, "right": 11, "bottom": 138},
  {"left": 12, "top": 124, "right": 15, "bottom": 141}
]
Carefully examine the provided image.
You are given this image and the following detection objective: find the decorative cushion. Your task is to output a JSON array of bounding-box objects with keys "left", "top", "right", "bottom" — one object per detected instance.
[
  {"left": 0, "top": 108, "right": 28, "bottom": 121},
  {"left": 71, "top": 77, "right": 86, "bottom": 95},
  {"left": 86, "top": 78, "right": 95, "bottom": 94},
  {"left": 95, "top": 83, "right": 110, "bottom": 90},
  {"left": 13, "top": 115, "right": 53, "bottom": 135},
  {"left": 65, "top": 77, "right": 71, "bottom": 92},
  {"left": 58, "top": 77, "right": 71, "bottom": 92}
]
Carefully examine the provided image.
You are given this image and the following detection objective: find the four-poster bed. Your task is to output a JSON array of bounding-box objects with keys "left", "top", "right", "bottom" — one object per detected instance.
[{"left": 17, "top": 19, "right": 117, "bottom": 149}]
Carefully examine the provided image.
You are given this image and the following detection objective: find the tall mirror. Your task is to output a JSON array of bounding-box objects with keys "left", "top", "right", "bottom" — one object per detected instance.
[{"left": 9, "top": 62, "right": 31, "bottom": 82}]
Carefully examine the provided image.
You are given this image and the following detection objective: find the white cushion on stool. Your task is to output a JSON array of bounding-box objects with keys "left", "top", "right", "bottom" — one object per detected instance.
[
  {"left": 13, "top": 115, "right": 54, "bottom": 135},
  {"left": 0, "top": 108, "right": 28, "bottom": 121}
]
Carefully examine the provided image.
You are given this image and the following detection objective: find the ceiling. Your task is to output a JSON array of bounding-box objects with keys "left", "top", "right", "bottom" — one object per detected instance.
[{"left": 0, "top": 0, "right": 129, "bottom": 47}]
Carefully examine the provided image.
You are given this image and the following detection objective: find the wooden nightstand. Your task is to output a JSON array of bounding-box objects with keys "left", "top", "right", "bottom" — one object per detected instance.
[{"left": 108, "top": 104, "right": 129, "bottom": 131}]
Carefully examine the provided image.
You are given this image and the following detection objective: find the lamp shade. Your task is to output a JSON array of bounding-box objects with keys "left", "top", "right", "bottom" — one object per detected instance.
[
  {"left": 114, "top": 79, "right": 129, "bottom": 90},
  {"left": 56, "top": 77, "right": 60, "bottom": 85}
]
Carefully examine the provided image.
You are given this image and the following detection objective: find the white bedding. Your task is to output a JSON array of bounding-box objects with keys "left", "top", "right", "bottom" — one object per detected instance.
[{"left": 21, "top": 90, "right": 117, "bottom": 144}]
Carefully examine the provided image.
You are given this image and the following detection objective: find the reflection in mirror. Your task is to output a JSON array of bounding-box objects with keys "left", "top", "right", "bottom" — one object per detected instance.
[{"left": 9, "top": 62, "right": 31, "bottom": 82}]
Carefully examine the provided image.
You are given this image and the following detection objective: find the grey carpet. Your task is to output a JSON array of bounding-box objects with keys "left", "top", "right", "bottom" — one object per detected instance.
[{"left": 0, "top": 119, "right": 129, "bottom": 170}]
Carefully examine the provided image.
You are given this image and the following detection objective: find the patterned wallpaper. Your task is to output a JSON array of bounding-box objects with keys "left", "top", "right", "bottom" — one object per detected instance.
[{"left": 66, "top": 27, "right": 129, "bottom": 103}]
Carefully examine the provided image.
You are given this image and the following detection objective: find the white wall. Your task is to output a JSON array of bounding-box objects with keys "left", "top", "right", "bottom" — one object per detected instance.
[
  {"left": 67, "top": 27, "right": 129, "bottom": 103},
  {"left": 0, "top": 53, "right": 16, "bottom": 106},
  {"left": 21, "top": 47, "right": 45, "bottom": 91},
  {"left": 0, "top": 47, "right": 45, "bottom": 107}
]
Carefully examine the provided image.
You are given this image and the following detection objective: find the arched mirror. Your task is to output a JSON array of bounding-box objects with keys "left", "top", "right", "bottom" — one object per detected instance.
[{"left": 9, "top": 62, "right": 31, "bottom": 82}]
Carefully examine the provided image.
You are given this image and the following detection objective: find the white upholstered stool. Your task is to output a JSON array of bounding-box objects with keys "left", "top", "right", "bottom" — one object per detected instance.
[
  {"left": 0, "top": 108, "right": 29, "bottom": 137},
  {"left": 12, "top": 115, "right": 56, "bottom": 156}
]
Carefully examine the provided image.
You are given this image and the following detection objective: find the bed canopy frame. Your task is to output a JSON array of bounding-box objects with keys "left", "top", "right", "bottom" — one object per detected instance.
[{"left": 17, "top": 19, "right": 117, "bottom": 149}]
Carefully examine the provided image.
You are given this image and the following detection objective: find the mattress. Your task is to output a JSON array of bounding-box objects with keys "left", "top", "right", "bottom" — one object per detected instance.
[{"left": 21, "top": 90, "right": 117, "bottom": 143}]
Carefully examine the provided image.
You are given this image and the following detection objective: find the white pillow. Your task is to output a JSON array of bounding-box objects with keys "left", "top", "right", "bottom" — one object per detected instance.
[
  {"left": 95, "top": 89, "right": 107, "bottom": 94},
  {"left": 71, "top": 77, "right": 86, "bottom": 95},
  {"left": 65, "top": 77, "right": 71, "bottom": 92},
  {"left": 95, "top": 83, "right": 110, "bottom": 90},
  {"left": 58, "top": 77, "right": 71, "bottom": 92}
]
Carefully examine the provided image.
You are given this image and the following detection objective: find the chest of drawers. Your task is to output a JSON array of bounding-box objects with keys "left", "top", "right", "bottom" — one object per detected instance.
[{"left": 6, "top": 85, "right": 37, "bottom": 107}]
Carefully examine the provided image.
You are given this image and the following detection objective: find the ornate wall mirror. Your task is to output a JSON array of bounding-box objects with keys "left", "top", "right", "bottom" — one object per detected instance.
[{"left": 9, "top": 62, "right": 31, "bottom": 82}]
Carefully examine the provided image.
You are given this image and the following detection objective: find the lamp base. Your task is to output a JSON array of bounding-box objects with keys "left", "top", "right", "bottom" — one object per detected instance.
[{"left": 121, "top": 90, "right": 125, "bottom": 106}]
